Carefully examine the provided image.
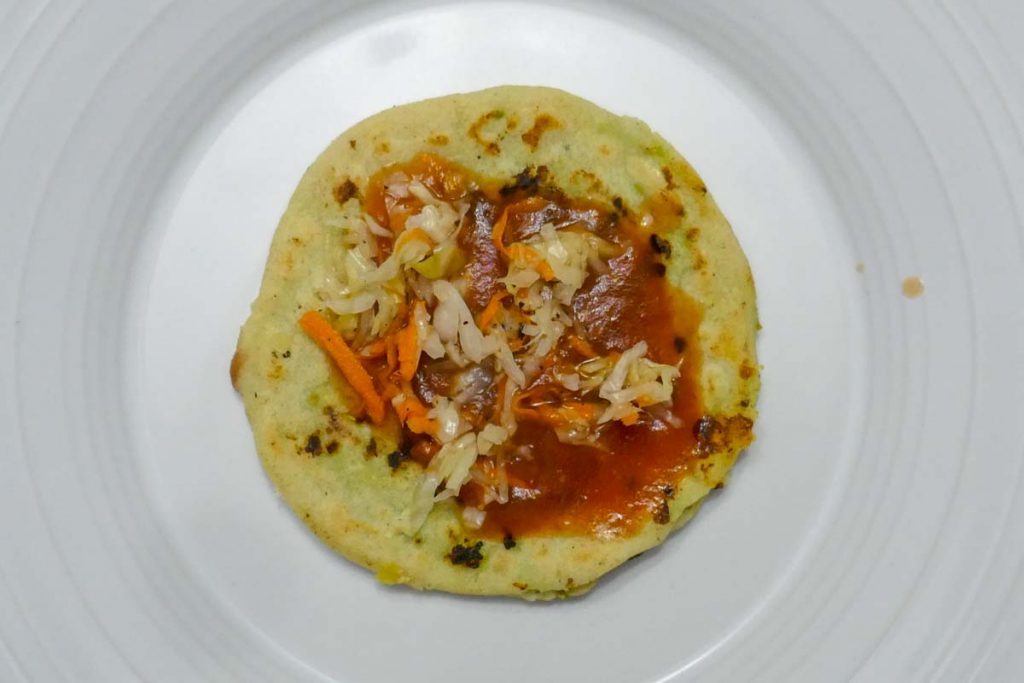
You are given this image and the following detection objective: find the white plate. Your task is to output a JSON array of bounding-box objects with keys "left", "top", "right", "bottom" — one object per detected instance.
[{"left": 2, "top": 1, "right": 1023, "bottom": 681}]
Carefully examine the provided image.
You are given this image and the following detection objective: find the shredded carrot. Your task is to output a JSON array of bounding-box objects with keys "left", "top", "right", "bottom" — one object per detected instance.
[
  {"left": 360, "top": 337, "right": 388, "bottom": 359},
  {"left": 299, "top": 310, "right": 386, "bottom": 424},
  {"left": 568, "top": 334, "right": 598, "bottom": 358},
  {"left": 491, "top": 208, "right": 509, "bottom": 255},
  {"left": 385, "top": 334, "right": 398, "bottom": 372},
  {"left": 477, "top": 291, "right": 508, "bottom": 330},
  {"left": 378, "top": 377, "right": 401, "bottom": 401},
  {"left": 507, "top": 243, "right": 555, "bottom": 280},
  {"left": 393, "top": 386, "right": 429, "bottom": 424},
  {"left": 406, "top": 416, "right": 437, "bottom": 435},
  {"left": 397, "top": 319, "right": 420, "bottom": 382},
  {"left": 621, "top": 410, "right": 640, "bottom": 426}
]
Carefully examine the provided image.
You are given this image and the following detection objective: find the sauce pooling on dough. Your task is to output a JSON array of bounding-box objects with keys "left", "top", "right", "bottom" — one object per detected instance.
[{"left": 331, "top": 154, "right": 707, "bottom": 537}]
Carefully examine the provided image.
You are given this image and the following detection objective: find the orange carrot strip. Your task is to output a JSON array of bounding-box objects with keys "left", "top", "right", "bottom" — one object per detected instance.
[
  {"left": 491, "top": 208, "right": 510, "bottom": 255},
  {"left": 392, "top": 399, "right": 414, "bottom": 423},
  {"left": 397, "top": 319, "right": 420, "bottom": 382},
  {"left": 393, "top": 385, "right": 429, "bottom": 424},
  {"left": 385, "top": 334, "right": 398, "bottom": 372},
  {"left": 406, "top": 416, "right": 437, "bottom": 435},
  {"left": 477, "top": 291, "right": 508, "bottom": 330},
  {"left": 378, "top": 377, "right": 401, "bottom": 401},
  {"left": 360, "top": 338, "right": 389, "bottom": 358},
  {"left": 567, "top": 334, "right": 598, "bottom": 358},
  {"left": 299, "top": 311, "right": 386, "bottom": 424},
  {"left": 507, "top": 243, "right": 555, "bottom": 280}
]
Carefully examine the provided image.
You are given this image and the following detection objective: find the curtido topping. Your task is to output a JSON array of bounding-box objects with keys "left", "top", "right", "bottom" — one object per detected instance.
[{"left": 307, "top": 158, "right": 684, "bottom": 532}]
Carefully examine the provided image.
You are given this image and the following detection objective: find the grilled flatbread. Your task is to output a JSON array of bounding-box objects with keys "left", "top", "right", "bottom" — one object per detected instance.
[{"left": 232, "top": 86, "right": 759, "bottom": 599}]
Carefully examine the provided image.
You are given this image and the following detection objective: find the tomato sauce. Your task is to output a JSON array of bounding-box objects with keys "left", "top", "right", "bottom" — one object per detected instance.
[{"left": 363, "top": 154, "right": 703, "bottom": 538}]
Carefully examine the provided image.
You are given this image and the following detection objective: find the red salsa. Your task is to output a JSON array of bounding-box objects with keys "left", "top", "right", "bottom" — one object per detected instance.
[{"left": 360, "top": 154, "right": 703, "bottom": 538}]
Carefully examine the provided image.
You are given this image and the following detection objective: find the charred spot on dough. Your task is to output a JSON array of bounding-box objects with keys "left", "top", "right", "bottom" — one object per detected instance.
[
  {"left": 374, "top": 140, "right": 391, "bottom": 155},
  {"left": 686, "top": 227, "right": 700, "bottom": 242},
  {"left": 502, "top": 532, "right": 517, "bottom": 549},
  {"left": 661, "top": 166, "right": 678, "bottom": 189},
  {"left": 322, "top": 405, "right": 341, "bottom": 433},
  {"left": 447, "top": 540, "right": 484, "bottom": 568},
  {"left": 348, "top": 139, "right": 356, "bottom": 149},
  {"left": 468, "top": 110, "right": 505, "bottom": 155},
  {"left": 325, "top": 440, "right": 339, "bottom": 454},
  {"left": 657, "top": 190, "right": 686, "bottom": 217},
  {"left": 739, "top": 363, "right": 756, "bottom": 379},
  {"left": 673, "top": 337, "right": 686, "bottom": 353},
  {"left": 230, "top": 350, "right": 245, "bottom": 392},
  {"left": 521, "top": 113, "right": 560, "bottom": 150},
  {"left": 653, "top": 499, "right": 671, "bottom": 524},
  {"left": 500, "top": 165, "right": 550, "bottom": 196},
  {"left": 387, "top": 448, "right": 411, "bottom": 471},
  {"left": 565, "top": 577, "right": 576, "bottom": 589},
  {"left": 569, "top": 168, "right": 606, "bottom": 195},
  {"left": 303, "top": 433, "right": 323, "bottom": 456},
  {"left": 426, "top": 133, "right": 449, "bottom": 146},
  {"left": 333, "top": 179, "right": 359, "bottom": 206},
  {"left": 289, "top": 236, "right": 304, "bottom": 246},
  {"left": 693, "top": 415, "right": 754, "bottom": 458},
  {"left": 598, "top": 144, "right": 611, "bottom": 156},
  {"left": 650, "top": 234, "right": 672, "bottom": 256},
  {"left": 612, "top": 196, "right": 627, "bottom": 214},
  {"left": 366, "top": 439, "right": 378, "bottom": 458},
  {"left": 505, "top": 114, "right": 519, "bottom": 131},
  {"left": 693, "top": 252, "right": 707, "bottom": 271},
  {"left": 512, "top": 581, "right": 528, "bottom": 591}
]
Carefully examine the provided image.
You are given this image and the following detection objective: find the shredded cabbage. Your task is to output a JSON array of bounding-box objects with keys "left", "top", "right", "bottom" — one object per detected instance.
[
  {"left": 328, "top": 182, "right": 685, "bottom": 531},
  {"left": 596, "top": 342, "right": 680, "bottom": 424},
  {"left": 428, "top": 397, "right": 467, "bottom": 444}
]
